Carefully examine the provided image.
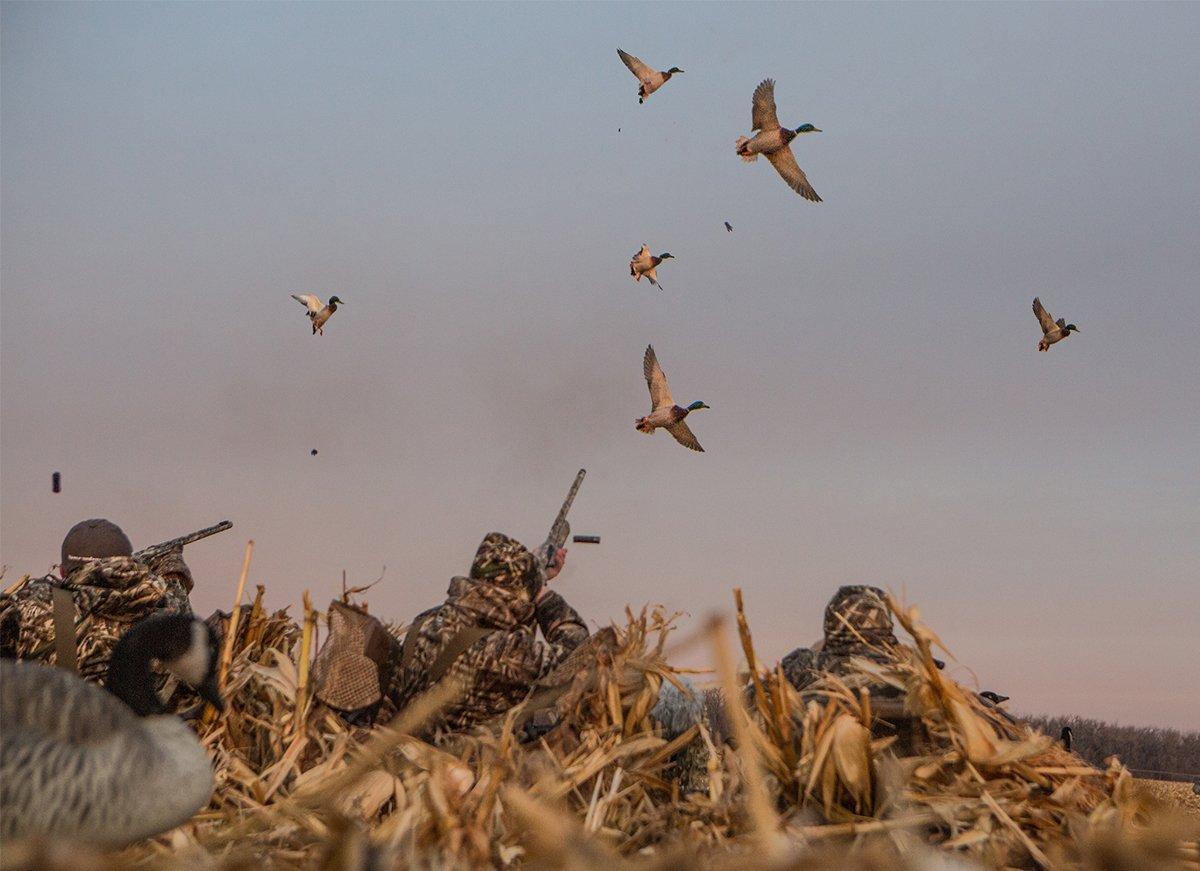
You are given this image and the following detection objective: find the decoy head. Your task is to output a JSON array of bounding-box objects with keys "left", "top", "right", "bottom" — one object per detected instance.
[
  {"left": 107, "top": 614, "right": 224, "bottom": 716},
  {"left": 658, "top": 252, "right": 674, "bottom": 260},
  {"left": 328, "top": 296, "right": 344, "bottom": 306},
  {"left": 686, "top": 400, "right": 710, "bottom": 412},
  {"left": 794, "top": 123, "right": 822, "bottom": 134}
]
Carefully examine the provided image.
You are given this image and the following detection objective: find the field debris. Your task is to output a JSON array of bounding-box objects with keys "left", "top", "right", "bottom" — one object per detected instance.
[{"left": 12, "top": 589, "right": 1194, "bottom": 870}]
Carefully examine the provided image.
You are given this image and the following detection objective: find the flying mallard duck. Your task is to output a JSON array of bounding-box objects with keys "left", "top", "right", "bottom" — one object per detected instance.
[
  {"left": 616, "top": 49, "right": 683, "bottom": 104},
  {"left": 736, "top": 79, "right": 822, "bottom": 202},
  {"left": 636, "top": 345, "right": 709, "bottom": 452},
  {"left": 291, "top": 294, "right": 344, "bottom": 335},
  {"left": 629, "top": 244, "right": 674, "bottom": 289},
  {"left": 1032, "top": 297, "right": 1079, "bottom": 352},
  {"left": 724, "top": 221, "right": 733, "bottom": 233}
]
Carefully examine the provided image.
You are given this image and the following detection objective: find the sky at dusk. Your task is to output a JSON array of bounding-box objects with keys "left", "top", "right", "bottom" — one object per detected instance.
[{"left": 2, "top": 3, "right": 1197, "bottom": 729}]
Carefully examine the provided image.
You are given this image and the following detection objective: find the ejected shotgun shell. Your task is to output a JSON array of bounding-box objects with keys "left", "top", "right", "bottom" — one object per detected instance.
[
  {"left": 572, "top": 535, "right": 601, "bottom": 544},
  {"left": 52, "top": 471, "right": 61, "bottom": 493}
]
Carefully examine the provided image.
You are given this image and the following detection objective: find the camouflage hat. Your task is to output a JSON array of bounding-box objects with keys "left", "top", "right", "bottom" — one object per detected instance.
[
  {"left": 61, "top": 519, "right": 133, "bottom": 576},
  {"left": 823, "top": 585, "right": 897, "bottom": 654},
  {"left": 469, "top": 532, "right": 539, "bottom": 599}
]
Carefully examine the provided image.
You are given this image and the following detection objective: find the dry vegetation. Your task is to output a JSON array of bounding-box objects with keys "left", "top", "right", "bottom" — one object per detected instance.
[{"left": 4, "top": 586, "right": 1198, "bottom": 871}]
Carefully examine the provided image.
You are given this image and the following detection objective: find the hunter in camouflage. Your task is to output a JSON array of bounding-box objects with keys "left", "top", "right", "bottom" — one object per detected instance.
[
  {"left": 781, "top": 585, "right": 900, "bottom": 693},
  {"left": 385, "top": 532, "right": 589, "bottom": 734},
  {"left": 0, "top": 519, "right": 194, "bottom": 683}
]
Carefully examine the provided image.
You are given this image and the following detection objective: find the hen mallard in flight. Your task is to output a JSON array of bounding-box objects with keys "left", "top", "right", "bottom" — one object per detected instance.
[
  {"left": 291, "top": 294, "right": 344, "bottom": 336},
  {"left": 636, "top": 345, "right": 709, "bottom": 452},
  {"left": 736, "top": 79, "right": 822, "bottom": 202},
  {"left": 1032, "top": 297, "right": 1079, "bottom": 352},
  {"left": 617, "top": 49, "right": 683, "bottom": 104},
  {"left": 629, "top": 244, "right": 674, "bottom": 290}
]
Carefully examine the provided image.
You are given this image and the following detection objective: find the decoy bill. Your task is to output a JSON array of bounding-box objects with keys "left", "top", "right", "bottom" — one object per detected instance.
[
  {"left": 629, "top": 244, "right": 674, "bottom": 290},
  {"left": 636, "top": 345, "right": 709, "bottom": 452},
  {"left": 291, "top": 294, "right": 344, "bottom": 336},
  {"left": 736, "top": 79, "right": 822, "bottom": 202},
  {"left": 1032, "top": 297, "right": 1079, "bottom": 352},
  {"left": 616, "top": 49, "right": 683, "bottom": 104}
]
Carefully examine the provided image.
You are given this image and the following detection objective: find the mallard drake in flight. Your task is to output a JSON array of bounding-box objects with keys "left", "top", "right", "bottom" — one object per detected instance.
[
  {"left": 629, "top": 245, "right": 674, "bottom": 290},
  {"left": 636, "top": 345, "right": 709, "bottom": 452},
  {"left": 291, "top": 294, "right": 344, "bottom": 336},
  {"left": 1032, "top": 297, "right": 1079, "bottom": 352},
  {"left": 617, "top": 49, "right": 683, "bottom": 104},
  {"left": 724, "top": 221, "right": 733, "bottom": 233},
  {"left": 736, "top": 79, "right": 822, "bottom": 202}
]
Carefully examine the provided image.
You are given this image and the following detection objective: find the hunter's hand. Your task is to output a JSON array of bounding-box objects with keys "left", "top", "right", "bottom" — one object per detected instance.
[{"left": 543, "top": 547, "right": 567, "bottom": 582}]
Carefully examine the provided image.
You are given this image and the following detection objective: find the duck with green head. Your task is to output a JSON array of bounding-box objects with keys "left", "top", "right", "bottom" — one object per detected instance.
[
  {"left": 617, "top": 49, "right": 683, "bottom": 104},
  {"left": 636, "top": 345, "right": 709, "bottom": 452},
  {"left": 629, "top": 244, "right": 674, "bottom": 290},
  {"left": 1032, "top": 297, "right": 1079, "bottom": 352},
  {"left": 291, "top": 293, "right": 345, "bottom": 336},
  {"left": 736, "top": 79, "right": 822, "bottom": 202}
]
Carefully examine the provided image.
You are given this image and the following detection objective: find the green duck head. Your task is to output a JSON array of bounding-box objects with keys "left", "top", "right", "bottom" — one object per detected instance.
[
  {"left": 794, "top": 124, "right": 822, "bottom": 134},
  {"left": 686, "top": 400, "right": 710, "bottom": 412},
  {"left": 666, "top": 67, "right": 684, "bottom": 75},
  {"left": 658, "top": 252, "right": 675, "bottom": 260},
  {"left": 1065, "top": 323, "right": 1079, "bottom": 333},
  {"left": 328, "top": 296, "right": 344, "bottom": 306}
]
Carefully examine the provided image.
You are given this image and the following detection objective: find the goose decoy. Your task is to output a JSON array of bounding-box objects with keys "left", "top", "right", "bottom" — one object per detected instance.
[
  {"left": 736, "top": 79, "right": 822, "bottom": 202},
  {"left": 629, "top": 244, "right": 674, "bottom": 290},
  {"left": 616, "top": 49, "right": 683, "bottom": 104},
  {"left": 291, "top": 294, "right": 344, "bottom": 336},
  {"left": 0, "top": 614, "right": 223, "bottom": 849},
  {"left": 980, "top": 691, "right": 1010, "bottom": 705},
  {"left": 636, "top": 345, "right": 709, "bottom": 452},
  {"left": 1032, "top": 297, "right": 1079, "bottom": 352},
  {"left": 1060, "top": 725, "right": 1073, "bottom": 752}
]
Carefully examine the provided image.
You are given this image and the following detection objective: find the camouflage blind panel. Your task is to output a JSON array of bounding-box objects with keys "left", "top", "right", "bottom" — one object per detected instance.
[{"left": 312, "top": 601, "right": 396, "bottom": 712}]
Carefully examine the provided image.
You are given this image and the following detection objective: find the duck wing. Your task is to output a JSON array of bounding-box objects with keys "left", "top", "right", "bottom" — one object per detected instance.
[
  {"left": 1032, "top": 297, "right": 1057, "bottom": 335},
  {"left": 291, "top": 294, "right": 323, "bottom": 314},
  {"left": 666, "top": 421, "right": 704, "bottom": 452},
  {"left": 617, "top": 49, "right": 654, "bottom": 82},
  {"left": 765, "top": 146, "right": 822, "bottom": 201},
  {"left": 751, "top": 78, "right": 781, "bottom": 132},
  {"left": 643, "top": 345, "right": 674, "bottom": 411}
]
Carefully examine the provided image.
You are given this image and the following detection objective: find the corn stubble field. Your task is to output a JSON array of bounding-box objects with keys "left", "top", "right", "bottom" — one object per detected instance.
[{"left": 5, "top": 586, "right": 1198, "bottom": 871}]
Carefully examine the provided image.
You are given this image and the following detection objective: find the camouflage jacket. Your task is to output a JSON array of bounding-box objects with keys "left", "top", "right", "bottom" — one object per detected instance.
[
  {"left": 0, "top": 550, "right": 193, "bottom": 684},
  {"left": 387, "top": 533, "right": 589, "bottom": 734},
  {"left": 781, "top": 585, "right": 900, "bottom": 694}
]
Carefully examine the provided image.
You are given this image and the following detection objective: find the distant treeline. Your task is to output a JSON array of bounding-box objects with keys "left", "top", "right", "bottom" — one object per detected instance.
[{"left": 1026, "top": 715, "right": 1200, "bottom": 783}]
